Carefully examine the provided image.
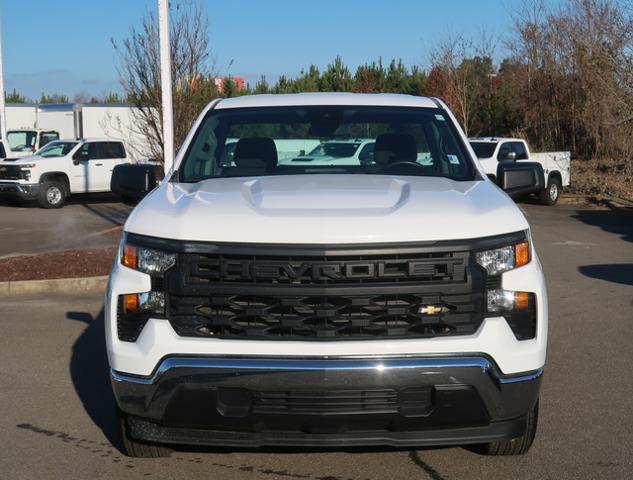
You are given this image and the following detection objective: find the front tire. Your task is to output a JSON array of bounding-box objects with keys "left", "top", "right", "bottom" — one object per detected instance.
[
  {"left": 37, "top": 180, "right": 66, "bottom": 209},
  {"left": 117, "top": 408, "right": 172, "bottom": 458},
  {"left": 473, "top": 400, "right": 539, "bottom": 456},
  {"left": 539, "top": 177, "right": 561, "bottom": 206}
]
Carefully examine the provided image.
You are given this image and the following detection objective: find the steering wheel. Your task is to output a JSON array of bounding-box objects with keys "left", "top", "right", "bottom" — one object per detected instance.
[{"left": 380, "top": 161, "right": 423, "bottom": 172}]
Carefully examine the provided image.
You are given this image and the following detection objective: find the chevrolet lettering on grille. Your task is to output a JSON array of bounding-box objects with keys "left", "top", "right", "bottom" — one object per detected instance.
[{"left": 195, "top": 259, "right": 459, "bottom": 282}]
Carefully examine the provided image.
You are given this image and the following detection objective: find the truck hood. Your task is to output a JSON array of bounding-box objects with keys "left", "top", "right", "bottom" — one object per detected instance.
[
  {"left": 125, "top": 174, "right": 529, "bottom": 244},
  {"left": 0, "top": 154, "right": 45, "bottom": 164}
]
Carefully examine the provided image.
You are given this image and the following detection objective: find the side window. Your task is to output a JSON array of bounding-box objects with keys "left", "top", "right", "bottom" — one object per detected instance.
[
  {"left": 87, "top": 143, "right": 99, "bottom": 159},
  {"left": 0, "top": 143, "right": 6, "bottom": 158},
  {"left": 497, "top": 142, "right": 512, "bottom": 161},
  {"left": 115, "top": 142, "right": 126, "bottom": 158},
  {"left": 99, "top": 141, "right": 126, "bottom": 159},
  {"left": 512, "top": 142, "right": 528, "bottom": 160},
  {"left": 358, "top": 143, "right": 374, "bottom": 163},
  {"left": 73, "top": 143, "right": 90, "bottom": 160}
]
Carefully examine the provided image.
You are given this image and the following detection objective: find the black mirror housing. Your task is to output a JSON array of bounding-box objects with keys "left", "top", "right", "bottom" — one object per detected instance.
[
  {"left": 111, "top": 163, "right": 158, "bottom": 201},
  {"left": 73, "top": 151, "right": 89, "bottom": 164},
  {"left": 496, "top": 161, "right": 545, "bottom": 198}
]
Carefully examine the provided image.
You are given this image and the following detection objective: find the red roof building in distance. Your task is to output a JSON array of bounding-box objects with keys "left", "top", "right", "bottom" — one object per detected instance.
[{"left": 214, "top": 77, "right": 246, "bottom": 93}]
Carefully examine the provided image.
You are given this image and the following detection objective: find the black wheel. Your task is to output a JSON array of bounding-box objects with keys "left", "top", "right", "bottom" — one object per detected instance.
[
  {"left": 539, "top": 177, "right": 561, "bottom": 206},
  {"left": 472, "top": 400, "right": 539, "bottom": 456},
  {"left": 117, "top": 407, "right": 172, "bottom": 458},
  {"left": 37, "top": 180, "right": 66, "bottom": 209}
]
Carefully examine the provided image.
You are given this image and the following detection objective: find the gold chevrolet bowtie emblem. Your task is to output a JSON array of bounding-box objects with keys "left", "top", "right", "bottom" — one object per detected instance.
[{"left": 419, "top": 305, "right": 448, "bottom": 315}]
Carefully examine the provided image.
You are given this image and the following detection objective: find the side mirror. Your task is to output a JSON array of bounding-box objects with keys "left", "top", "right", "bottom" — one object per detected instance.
[
  {"left": 111, "top": 163, "right": 158, "bottom": 202},
  {"left": 73, "top": 151, "right": 89, "bottom": 165},
  {"left": 499, "top": 151, "right": 516, "bottom": 162},
  {"left": 496, "top": 161, "right": 545, "bottom": 198}
]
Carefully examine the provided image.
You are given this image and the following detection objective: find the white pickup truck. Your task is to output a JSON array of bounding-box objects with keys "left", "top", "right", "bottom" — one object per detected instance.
[
  {"left": 108, "top": 93, "right": 547, "bottom": 458},
  {"left": 287, "top": 139, "right": 375, "bottom": 165},
  {"left": 469, "top": 137, "right": 570, "bottom": 205},
  {"left": 0, "top": 138, "right": 130, "bottom": 208}
]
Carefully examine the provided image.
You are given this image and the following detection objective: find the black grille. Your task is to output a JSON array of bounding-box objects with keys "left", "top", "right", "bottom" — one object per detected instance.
[
  {"left": 164, "top": 245, "right": 486, "bottom": 340},
  {"left": 250, "top": 388, "right": 432, "bottom": 416},
  {"left": 169, "top": 292, "right": 481, "bottom": 339},
  {"left": 0, "top": 165, "right": 29, "bottom": 180},
  {"left": 253, "top": 389, "right": 400, "bottom": 415}
]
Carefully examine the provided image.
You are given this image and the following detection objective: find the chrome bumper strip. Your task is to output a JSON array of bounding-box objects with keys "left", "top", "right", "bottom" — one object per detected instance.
[{"left": 111, "top": 356, "right": 543, "bottom": 386}]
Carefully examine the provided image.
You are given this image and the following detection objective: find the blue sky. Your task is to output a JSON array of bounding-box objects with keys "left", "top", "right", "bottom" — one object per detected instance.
[{"left": 1, "top": 0, "right": 547, "bottom": 100}]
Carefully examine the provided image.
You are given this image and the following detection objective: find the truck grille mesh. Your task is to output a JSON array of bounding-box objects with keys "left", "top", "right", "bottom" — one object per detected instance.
[
  {"left": 0, "top": 165, "right": 29, "bottom": 180},
  {"left": 165, "top": 247, "right": 485, "bottom": 340}
]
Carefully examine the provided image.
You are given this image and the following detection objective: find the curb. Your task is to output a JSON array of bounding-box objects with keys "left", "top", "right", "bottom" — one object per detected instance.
[
  {"left": 603, "top": 198, "right": 633, "bottom": 214},
  {"left": 560, "top": 194, "right": 633, "bottom": 213},
  {"left": 0, "top": 275, "right": 108, "bottom": 297}
]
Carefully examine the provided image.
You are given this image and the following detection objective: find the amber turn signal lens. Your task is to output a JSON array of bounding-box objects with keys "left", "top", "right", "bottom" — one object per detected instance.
[
  {"left": 514, "top": 291, "right": 530, "bottom": 310},
  {"left": 122, "top": 293, "right": 139, "bottom": 312},
  {"left": 515, "top": 241, "right": 530, "bottom": 268},
  {"left": 122, "top": 244, "right": 138, "bottom": 269}
]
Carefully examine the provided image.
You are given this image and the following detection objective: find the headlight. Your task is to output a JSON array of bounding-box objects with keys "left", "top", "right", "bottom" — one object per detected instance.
[
  {"left": 118, "top": 241, "right": 175, "bottom": 342},
  {"left": 121, "top": 243, "right": 176, "bottom": 275},
  {"left": 19, "top": 164, "right": 36, "bottom": 169},
  {"left": 118, "top": 292, "right": 167, "bottom": 342},
  {"left": 487, "top": 289, "right": 530, "bottom": 313},
  {"left": 486, "top": 289, "right": 536, "bottom": 340},
  {"left": 475, "top": 239, "right": 530, "bottom": 275}
]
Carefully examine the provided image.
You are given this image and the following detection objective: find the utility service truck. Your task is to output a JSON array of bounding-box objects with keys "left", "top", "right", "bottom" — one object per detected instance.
[{"left": 469, "top": 137, "right": 570, "bottom": 205}]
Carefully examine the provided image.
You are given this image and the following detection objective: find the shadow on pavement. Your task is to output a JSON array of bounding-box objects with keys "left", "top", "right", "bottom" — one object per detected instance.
[
  {"left": 578, "top": 264, "right": 633, "bottom": 286},
  {"left": 81, "top": 203, "right": 132, "bottom": 226},
  {"left": 66, "top": 308, "right": 121, "bottom": 450},
  {"left": 572, "top": 209, "right": 633, "bottom": 243}
]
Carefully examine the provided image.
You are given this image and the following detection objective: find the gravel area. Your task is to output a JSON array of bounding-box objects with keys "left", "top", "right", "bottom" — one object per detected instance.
[{"left": 0, "top": 248, "right": 117, "bottom": 282}]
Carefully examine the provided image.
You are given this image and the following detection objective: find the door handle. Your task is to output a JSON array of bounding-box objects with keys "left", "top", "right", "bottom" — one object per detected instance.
[{"left": 95, "top": 163, "right": 103, "bottom": 166}]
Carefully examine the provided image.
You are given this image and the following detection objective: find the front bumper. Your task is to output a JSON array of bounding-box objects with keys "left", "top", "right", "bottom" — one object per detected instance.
[
  {"left": 0, "top": 181, "right": 39, "bottom": 199},
  {"left": 112, "top": 355, "right": 542, "bottom": 448}
]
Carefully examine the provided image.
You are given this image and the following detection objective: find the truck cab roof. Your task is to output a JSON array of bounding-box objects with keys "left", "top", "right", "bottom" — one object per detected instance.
[
  {"left": 215, "top": 92, "right": 440, "bottom": 109},
  {"left": 469, "top": 137, "right": 526, "bottom": 143}
]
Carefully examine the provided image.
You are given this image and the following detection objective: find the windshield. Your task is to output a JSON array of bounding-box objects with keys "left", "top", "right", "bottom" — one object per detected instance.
[
  {"left": 469, "top": 142, "right": 497, "bottom": 159},
  {"left": 308, "top": 142, "right": 361, "bottom": 158},
  {"left": 7, "top": 131, "right": 37, "bottom": 152},
  {"left": 179, "top": 106, "right": 475, "bottom": 182},
  {"left": 37, "top": 141, "right": 78, "bottom": 158}
]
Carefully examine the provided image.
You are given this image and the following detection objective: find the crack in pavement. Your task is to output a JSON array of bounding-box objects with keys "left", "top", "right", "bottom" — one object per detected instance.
[
  {"left": 408, "top": 451, "right": 447, "bottom": 480},
  {"left": 17, "top": 422, "right": 382, "bottom": 480}
]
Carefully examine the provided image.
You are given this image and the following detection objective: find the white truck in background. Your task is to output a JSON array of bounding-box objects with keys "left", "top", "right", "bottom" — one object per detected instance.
[
  {"left": 0, "top": 138, "right": 131, "bottom": 208},
  {"left": 4, "top": 103, "right": 152, "bottom": 162},
  {"left": 469, "top": 137, "right": 571, "bottom": 205},
  {"left": 6, "top": 103, "right": 38, "bottom": 130},
  {"left": 36, "top": 103, "right": 152, "bottom": 162},
  {"left": 287, "top": 139, "right": 375, "bottom": 166},
  {"left": 5, "top": 129, "right": 59, "bottom": 157}
]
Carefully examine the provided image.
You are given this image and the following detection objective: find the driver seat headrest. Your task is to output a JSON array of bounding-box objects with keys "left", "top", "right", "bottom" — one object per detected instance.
[
  {"left": 373, "top": 133, "right": 417, "bottom": 165},
  {"left": 233, "top": 137, "right": 278, "bottom": 169}
]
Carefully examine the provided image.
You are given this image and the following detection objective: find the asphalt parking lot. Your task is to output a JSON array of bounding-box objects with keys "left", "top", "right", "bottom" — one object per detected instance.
[
  {"left": 0, "top": 196, "right": 130, "bottom": 257},
  {"left": 1, "top": 202, "right": 632, "bottom": 480}
]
